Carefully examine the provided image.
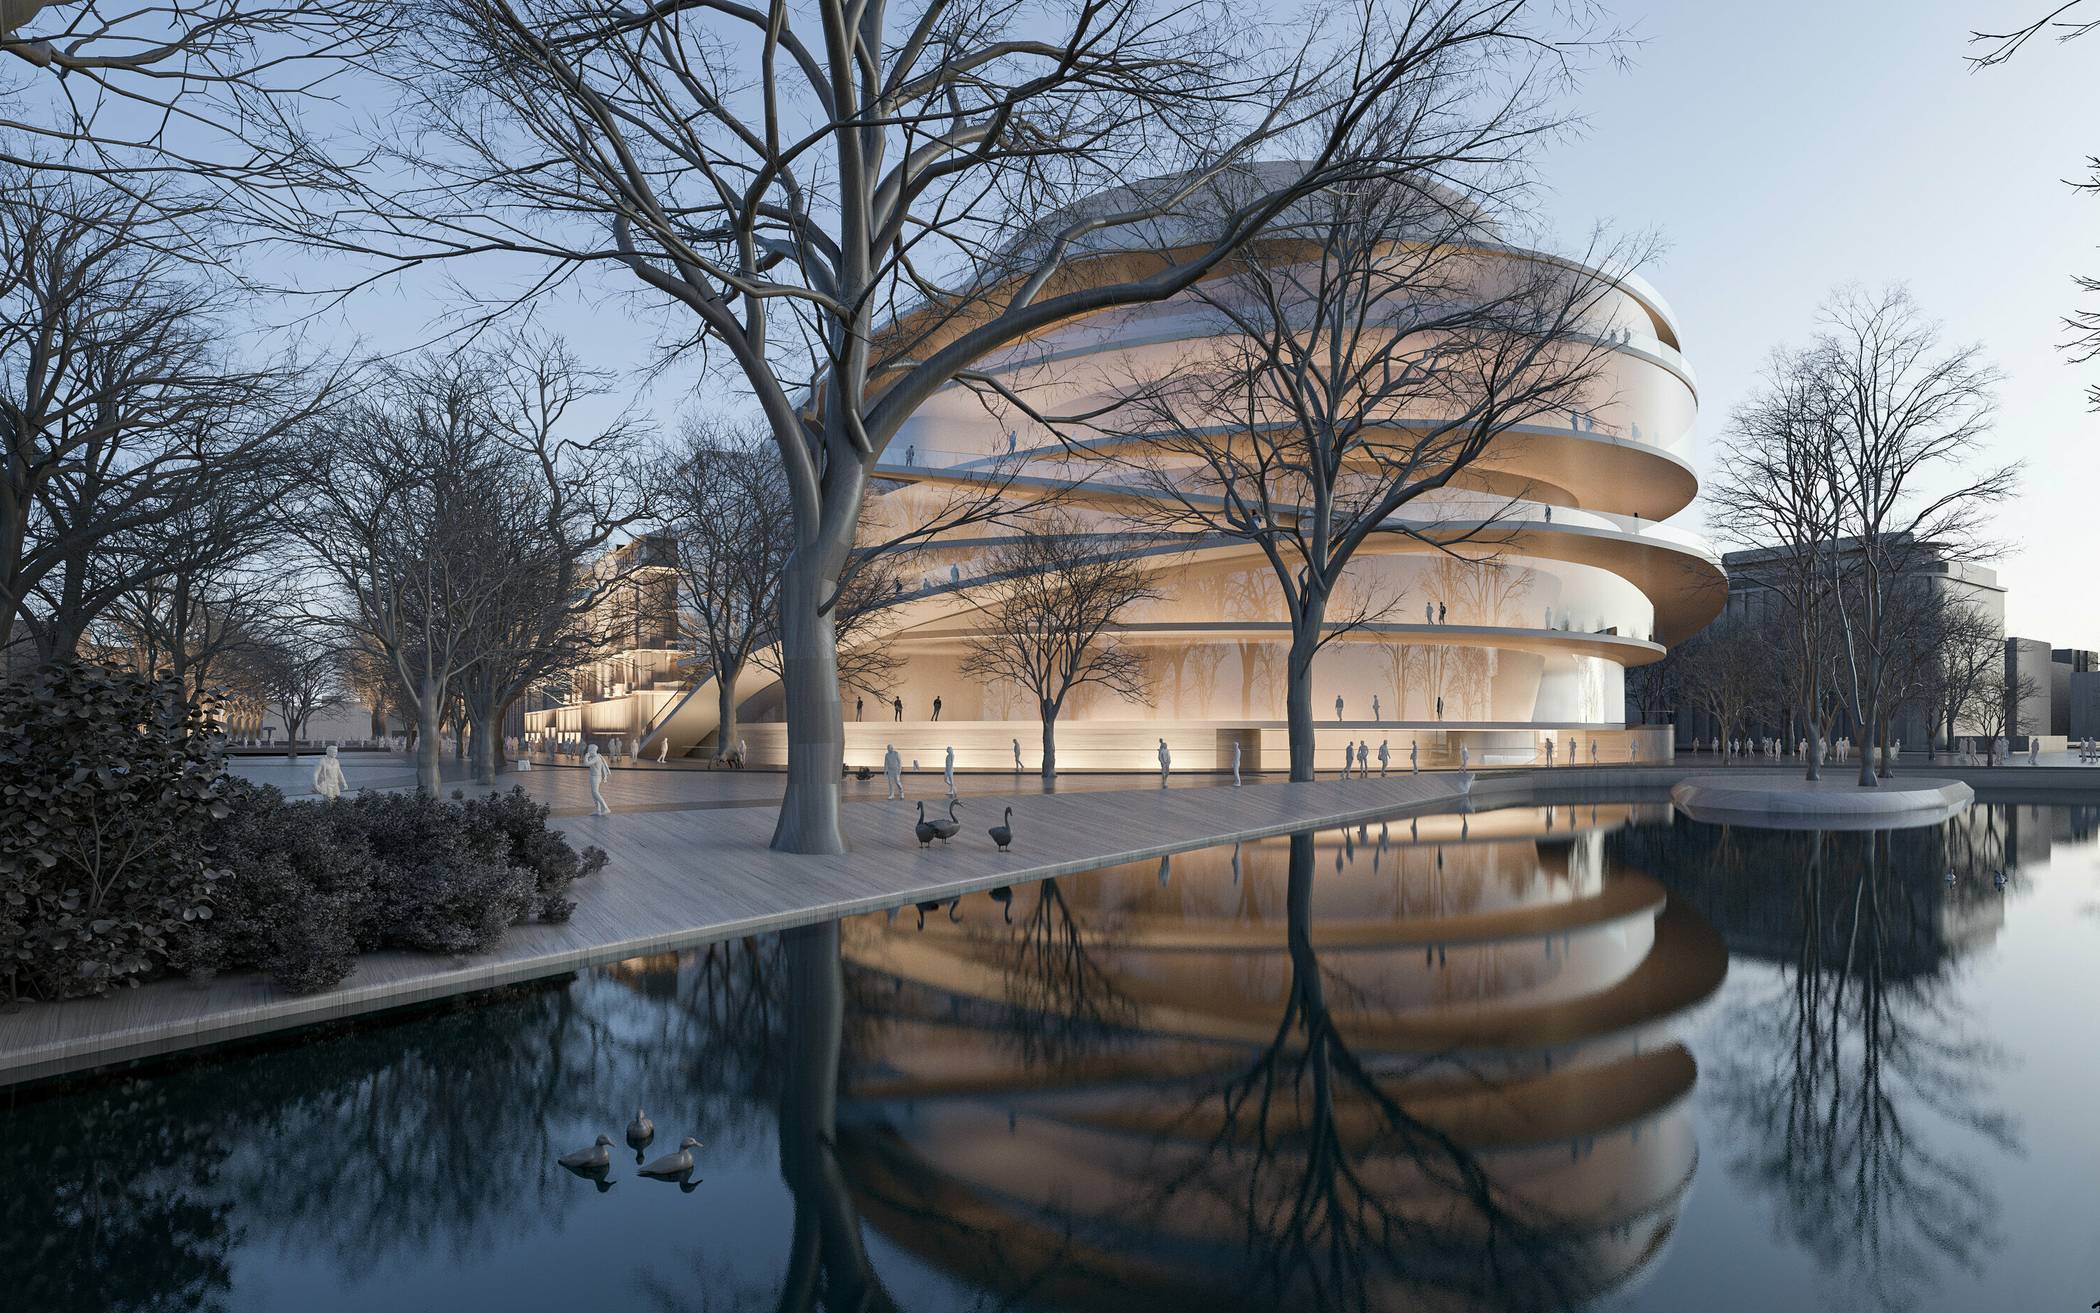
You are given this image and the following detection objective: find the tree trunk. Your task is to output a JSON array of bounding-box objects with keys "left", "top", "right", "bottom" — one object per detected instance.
[
  {"left": 770, "top": 555, "right": 847, "bottom": 854},
  {"left": 1285, "top": 627, "right": 1321, "bottom": 783},
  {"left": 1856, "top": 697, "right": 1878, "bottom": 787},
  {"left": 472, "top": 709, "right": 500, "bottom": 785},
  {"left": 714, "top": 658, "right": 742, "bottom": 763},
  {"left": 416, "top": 677, "right": 443, "bottom": 795},
  {"left": 1039, "top": 701, "right": 1057, "bottom": 785}
]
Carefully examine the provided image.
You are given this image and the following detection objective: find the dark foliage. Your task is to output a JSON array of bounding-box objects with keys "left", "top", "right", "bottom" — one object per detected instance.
[
  {"left": 0, "top": 664, "right": 226, "bottom": 1003},
  {"left": 180, "top": 782, "right": 603, "bottom": 995}
]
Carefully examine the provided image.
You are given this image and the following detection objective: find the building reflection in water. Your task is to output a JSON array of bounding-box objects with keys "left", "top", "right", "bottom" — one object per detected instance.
[{"left": 829, "top": 803, "right": 1728, "bottom": 1312}]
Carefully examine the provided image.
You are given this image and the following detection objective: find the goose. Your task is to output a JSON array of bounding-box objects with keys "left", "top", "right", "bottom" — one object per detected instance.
[
  {"left": 989, "top": 806, "right": 1014, "bottom": 851},
  {"left": 931, "top": 799, "right": 961, "bottom": 843},
  {"left": 915, "top": 802, "right": 938, "bottom": 848},
  {"left": 639, "top": 1136, "right": 702, "bottom": 1181},
  {"left": 559, "top": 1134, "right": 614, "bottom": 1172},
  {"left": 626, "top": 1109, "right": 655, "bottom": 1157},
  {"left": 988, "top": 886, "right": 1014, "bottom": 922}
]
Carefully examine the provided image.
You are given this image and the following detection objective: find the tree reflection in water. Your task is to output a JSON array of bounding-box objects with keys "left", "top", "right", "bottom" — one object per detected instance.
[{"left": 1614, "top": 812, "right": 2022, "bottom": 1312}]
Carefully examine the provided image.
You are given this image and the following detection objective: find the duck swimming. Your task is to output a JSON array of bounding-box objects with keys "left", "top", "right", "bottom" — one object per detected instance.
[
  {"left": 559, "top": 1135, "right": 614, "bottom": 1172},
  {"left": 639, "top": 1136, "right": 702, "bottom": 1181},
  {"left": 627, "top": 1109, "right": 655, "bottom": 1159}
]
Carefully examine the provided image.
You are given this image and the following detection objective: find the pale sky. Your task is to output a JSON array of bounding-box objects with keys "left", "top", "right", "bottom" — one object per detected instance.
[
  {"left": 305, "top": 0, "right": 2098, "bottom": 647},
  {"left": 1539, "top": 0, "right": 2098, "bottom": 648}
]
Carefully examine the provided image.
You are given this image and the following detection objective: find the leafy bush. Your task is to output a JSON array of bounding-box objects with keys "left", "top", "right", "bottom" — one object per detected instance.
[
  {"left": 178, "top": 781, "right": 600, "bottom": 994},
  {"left": 0, "top": 663, "right": 225, "bottom": 1003}
]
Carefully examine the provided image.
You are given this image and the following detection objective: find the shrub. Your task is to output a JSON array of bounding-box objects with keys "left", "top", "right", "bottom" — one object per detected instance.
[
  {"left": 0, "top": 663, "right": 225, "bottom": 1003},
  {"left": 180, "top": 780, "right": 601, "bottom": 994},
  {"left": 459, "top": 787, "right": 606, "bottom": 922}
]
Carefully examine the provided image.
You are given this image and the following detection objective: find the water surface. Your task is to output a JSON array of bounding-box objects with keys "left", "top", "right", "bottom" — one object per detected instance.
[{"left": 3, "top": 802, "right": 2094, "bottom": 1312}]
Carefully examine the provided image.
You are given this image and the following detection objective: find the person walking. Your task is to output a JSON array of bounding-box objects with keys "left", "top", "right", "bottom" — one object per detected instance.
[
  {"left": 585, "top": 744, "right": 611, "bottom": 816},
  {"left": 1012, "top": 738, "right": 1022, "bottom": 772},
  {"left": 884, "top": 744, "right": 904, "bottom": 799},
  {"left": 943, "top": 745, "right": 956, "bottom": 798},
  {"left": 1377, "top": 739, "right": 1389, "bottom": 776},
  {"left": 1410, "top": 740, "right": 1419, "bottom": 774},
  {"left": 1342, "top": 740, "right": 1355, "bottom": 777}
]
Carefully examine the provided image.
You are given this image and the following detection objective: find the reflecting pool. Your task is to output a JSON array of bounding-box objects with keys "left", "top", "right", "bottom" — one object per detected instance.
[{"left": 2, "top": 802, "right": 2095, "bottom": 1312}]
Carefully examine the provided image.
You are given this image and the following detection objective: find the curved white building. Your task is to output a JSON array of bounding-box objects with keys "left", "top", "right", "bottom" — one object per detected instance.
[{"left": 551, "top": 178, "right": 1724, "bottom": 772}]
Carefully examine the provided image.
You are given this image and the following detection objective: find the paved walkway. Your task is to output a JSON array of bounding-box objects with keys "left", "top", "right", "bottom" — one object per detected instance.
[{"left": 0, "top": 769, "right": 1482, "bottom": 1089}]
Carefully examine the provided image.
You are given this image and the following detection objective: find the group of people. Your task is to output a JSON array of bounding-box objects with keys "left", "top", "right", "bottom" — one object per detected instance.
[{"left": 1338, "top": 738, "right": 1420, "bottom": 777}]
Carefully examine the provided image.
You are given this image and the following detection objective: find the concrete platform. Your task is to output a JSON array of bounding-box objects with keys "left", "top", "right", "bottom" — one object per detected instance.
[{"left": 1668, "top": 773, "right": 1975, "bottom": 829}]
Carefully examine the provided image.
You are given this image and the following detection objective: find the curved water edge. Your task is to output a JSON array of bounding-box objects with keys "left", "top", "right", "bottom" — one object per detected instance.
[{"left": 1668, "top": 773, "right": 1975, "bottom": 830}]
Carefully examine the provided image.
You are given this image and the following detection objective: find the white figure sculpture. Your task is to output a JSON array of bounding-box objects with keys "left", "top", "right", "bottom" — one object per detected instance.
[
  {"left": 1377, "top": 739, "right": 1390, "bottom": 777},
  {"left": 1012, "top": 738, "right": 1022, "bottom": 772},
  {"left": 517, "top": 751, "right": 532, "bottom": 772},
  {"left": 659, "top": 737, "right": 670, "bottom": 763},
  {"left": 1157, "top": 738, "right": 1171, "bottom": 788},
  {"left": 739, "top": 738, "right": 748, "bottom": 768},
  {"left": 1410, "top": 740, "right": 1419, "bottom": 774},
  {"left": 944, "top": 745, "right": 956, "bottom": 798},
  {"left": 949, "top": 563, "right": 961, "bottom": 586},
  {"left": 1459, "top": 745, "right": 1470, "bottom": 772},
  {"left": 1425, "top": 602, "right": 1434, "bottom": 625},
  {"left": 612, "top": 736, "right": 625, "bottom": 761},
  {"left": 585, "top": 744, "right": 611, "bottom": 816},
  {"left": 312, "top": 745, "right": 346, "bottom": 800},
  {"left": 884, "top": 743, "right": 903, "bottom": 799},
  {"left": 1232, "top": 740, "right": 1243, "bottom": 787}
]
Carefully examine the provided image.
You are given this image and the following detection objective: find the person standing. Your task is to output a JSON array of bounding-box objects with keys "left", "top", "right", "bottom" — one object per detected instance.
[
  {"left": 1437, "top": 602, "right": 1446, "bottom": 624},
  {"left": 1371, "top": 694, "right": 1381, "bottom": 722},
  {"left": 1544, "top": 738, "right": 1555, "bottom": 767},
  {"left": 312, "top": 746, "right": 347, "bottom": 801},
  {"left": 1410, "top": 740, "right": 1419, "bottom": 774},
  {"left": 884, "top": 743, "right": 904, "bottom": 799},
  {"left": 932, "top": 695, "right": 943, "bottom": 723},
  {"left": 1342, "top": 740, "right": 1355, "bottom": 777},
  {"left": 585, "top": 744, "right": 611, "bottom": 816},
  {"left": 1231, "top": 740, "right": 1243, "bottom": 787},
  {"left": 659, "top": 737, "right": 670, "bottom": 763},
  {"left": 1335, "top": 694, "right": 1345, "bottom": 723},
  {"left": 1435, "top": 695, "right": 1443, "bottom": 721},
  {"left": 1377, "top": 739, "right": 1390, "bottom": 777},
  {"left": 856, "top": 695, "right": 864, "bottom": 721},
  {"left": 1357, "top": 739, "right": 1371, "bottom": 779},
  {"left": 1012, "top": 738, "right": 1022, "bottom": 772},
  {"left": 943, "top": 745, "right": 956, "bottom": 798},
  {"left": 893, "top": 696, "right": 903, "bottom": 722},
  {"left": 1157, "top": 738, "right": 1172, "bottom": 788}
]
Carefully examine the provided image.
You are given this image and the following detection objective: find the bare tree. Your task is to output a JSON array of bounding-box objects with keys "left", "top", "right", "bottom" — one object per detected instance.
[
  {"left": 236, "top": 623, "right": 346, "bottom": 759},
  {"left": 335, "top": 0, "right": 1618, "bottom": 852},
  {"left": 1709, "top": 344, "right": 1846, "bottom": 778},
  {"left": 0, "top": 170, "right": 328, "bottom": 659},
  {"left": 292, "top": 355, "right": 521, "bottom": 794},
  {"left": 663, "top": 420, "right": 791, "bottom": 764},
  {"left": 1810, "top": 288, "right": 2016, "bottom": 785},
  {"left": 957, "top": 511, "right": 1161, "bottom": 781},
  {"left": 0, "top": 1, "right": 400, "bottom": 222},
  {"left": 1970, "top": 4, "right": 2100, "bottom": 406},
  {"left": 1081, "top": 163, "right": 1628, "bottom": 779},
  {"left": 450, "top": 337, "right": 654, "bottom": 783},
  {"left": 1672, "top": 613, "right": 1782, "bottom": 753}
]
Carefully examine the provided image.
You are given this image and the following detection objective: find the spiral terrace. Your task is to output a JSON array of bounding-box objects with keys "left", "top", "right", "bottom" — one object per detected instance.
[{"left": 538, "top": 179, "right": 1725, "bottom": 772}]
